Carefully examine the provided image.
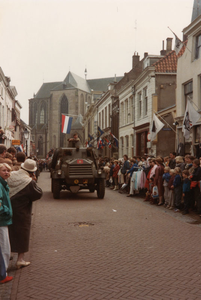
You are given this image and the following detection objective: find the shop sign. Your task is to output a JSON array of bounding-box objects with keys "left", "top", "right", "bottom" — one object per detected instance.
[{"left": 12, "top": 140, "right": 20, "bottom": 145}]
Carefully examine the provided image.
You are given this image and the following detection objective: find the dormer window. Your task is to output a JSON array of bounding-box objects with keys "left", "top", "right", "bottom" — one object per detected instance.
[{"left": 195, "top": 34, "right": 201, "bottom": 59}]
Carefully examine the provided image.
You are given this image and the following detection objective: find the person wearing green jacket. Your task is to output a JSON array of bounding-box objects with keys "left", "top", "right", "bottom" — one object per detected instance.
[{"left": 0, "top": 163, "right": 13, "bottom": 284}]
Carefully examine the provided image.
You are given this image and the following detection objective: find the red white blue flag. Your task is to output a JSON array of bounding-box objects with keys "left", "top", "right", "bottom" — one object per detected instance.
[{"left": 61, "top": 114, "right": 73, "bottom": 134}]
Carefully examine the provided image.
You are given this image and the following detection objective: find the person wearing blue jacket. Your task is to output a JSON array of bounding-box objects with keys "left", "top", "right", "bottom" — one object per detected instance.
[
  {"left": 162, "top": 166, "right": 171, "bottom": 207},
  {"left": 0, "top": 163, "right": 13, "bottom": 284},
  {"left": 182, "top": 170, "right": 191, "bottom": 215}
]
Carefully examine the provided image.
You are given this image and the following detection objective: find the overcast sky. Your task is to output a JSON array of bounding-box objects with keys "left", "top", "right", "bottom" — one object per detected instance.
[{"left": 0, "top": 0, "right": 194, "bottom": 124}]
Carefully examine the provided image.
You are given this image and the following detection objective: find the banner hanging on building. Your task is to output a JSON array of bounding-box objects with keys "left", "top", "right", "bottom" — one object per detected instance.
[
  {"left": 182, "top": 100, "right": 200, "bottom": 139},
  {"left": 150, "top": 114, "right": 164, "bottom": 141}
]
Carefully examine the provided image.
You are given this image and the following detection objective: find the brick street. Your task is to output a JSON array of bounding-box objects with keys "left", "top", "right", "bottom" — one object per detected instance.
[{"left": 1, "top": 171, "right": 201, "bottom": 300}]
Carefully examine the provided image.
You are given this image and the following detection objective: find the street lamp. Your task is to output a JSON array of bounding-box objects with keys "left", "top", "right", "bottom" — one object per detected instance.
[{"left": 24, "top": 128, "right": 29, "bottom": 156}]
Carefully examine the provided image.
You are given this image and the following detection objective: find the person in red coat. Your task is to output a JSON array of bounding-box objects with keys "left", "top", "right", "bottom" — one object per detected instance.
[
  {"left": 112, "top": 160, "right": 120, "bottom": 191},
  {"left": 154, "top": 158, "right": 164, "bottom": 205}
]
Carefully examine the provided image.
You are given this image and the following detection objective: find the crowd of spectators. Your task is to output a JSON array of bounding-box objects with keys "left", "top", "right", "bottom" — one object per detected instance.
[
  {"left": 0, "top": 144, "right": 42, "bottom": 284},
  {"left": 100, "top": 152, "right": 201, "bottom": 217}
]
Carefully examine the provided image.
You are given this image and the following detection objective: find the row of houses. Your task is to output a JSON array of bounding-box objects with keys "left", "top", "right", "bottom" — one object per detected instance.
[
  {"left": 29, "top": 1, "right": 201, "bottom": 159},
  {"left": 82, "top": 5, "right": 201, "bottom": 159},
  {"left": 0, "top": 67, "right": 31, "bottom": 155}
]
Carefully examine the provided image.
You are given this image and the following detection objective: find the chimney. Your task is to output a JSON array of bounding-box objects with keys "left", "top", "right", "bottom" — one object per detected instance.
[
  {"left": 160, "top": 40, "right": 167, "bottom": 55},
  {"left": 132, "top": 52, "right": 140, "bottom": 69},
  {"left": 144, "top": 52, "right": 148, "bottom": 58},
  {"left": 166, "top": 37, "right": 173, "bottom": 52}
]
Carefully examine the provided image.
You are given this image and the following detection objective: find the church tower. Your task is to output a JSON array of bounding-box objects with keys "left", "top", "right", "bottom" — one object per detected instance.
[{"left": 191, "top": 0, "right": 201, "bottom": 22}]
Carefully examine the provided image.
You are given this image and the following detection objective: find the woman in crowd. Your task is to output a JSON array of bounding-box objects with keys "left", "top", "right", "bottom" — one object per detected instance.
[
  {"left": 190, "top": 159, "right": 201, "bottom": 213},
  {"left": 172, "top": 167, "right": 182, "bottom": 212},
  {"left": 175, "top": 156, "right": 185, "bottom": 171},
  {"left": 126, "top": 159, "right": 138, "bottom": 197},
  {"left": 8, "top": 159, "right": 43, "bottom": 269},
  {"left": 0, "top": 163, "right": 13, "bottom": 284},
  {"left": 154, "top": 158, "right": 164, "bottom": 206}
]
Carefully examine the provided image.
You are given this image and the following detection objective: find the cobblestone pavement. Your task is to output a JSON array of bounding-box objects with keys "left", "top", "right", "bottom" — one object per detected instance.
[{"left": 1, "top": 171, "right": 201, "bottom": 300}]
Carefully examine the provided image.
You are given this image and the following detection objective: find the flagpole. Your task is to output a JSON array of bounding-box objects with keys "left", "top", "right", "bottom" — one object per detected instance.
[
  {"left": 187, "top": 96, "right": 200, "bottom": 110},
  {"left": 153, "top": 110, "right": 176, "bottom": 133},
  {"left": 167, "top": 26, "right": 192, "bottom": 54},
  {"left": 62, "top": 113, "right": 80, "bottom": 117}
]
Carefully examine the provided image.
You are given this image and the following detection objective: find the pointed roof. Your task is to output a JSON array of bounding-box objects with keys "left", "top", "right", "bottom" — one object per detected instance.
[
  {"left": 191, "top": 0, "right": 201, "bottom": 22},
  {"left": 153, "top": 50, "right": 177, "bottom": 73},
  {"left": 63, "top": 71, "right": 91, "bottom": 93},
  {"left": 35, "top": 82, "right": 62, "bottom": 98}
]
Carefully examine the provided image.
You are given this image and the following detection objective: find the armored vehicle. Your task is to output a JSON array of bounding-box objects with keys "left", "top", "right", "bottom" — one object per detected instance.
[{"left": 50, "top": 143, "right": 105, "bottom": 199}]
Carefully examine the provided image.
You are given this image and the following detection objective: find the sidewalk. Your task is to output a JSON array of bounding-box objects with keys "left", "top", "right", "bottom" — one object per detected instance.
[{"left": 1, "top": 173, "right": 201, "bottom": 300}]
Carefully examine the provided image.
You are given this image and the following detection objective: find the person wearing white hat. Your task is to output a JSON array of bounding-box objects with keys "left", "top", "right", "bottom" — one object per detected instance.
[{"left": 7, "top": 159, "right": 42, "bottom": 269}]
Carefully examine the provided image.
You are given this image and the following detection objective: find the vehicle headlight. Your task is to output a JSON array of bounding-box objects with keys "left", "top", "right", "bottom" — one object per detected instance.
[
  {"left": 57, "top": 170, "right": 62, "bottom": 175},
  {"left": 98, "top": 169, "right": 102, "bottom": 175}
]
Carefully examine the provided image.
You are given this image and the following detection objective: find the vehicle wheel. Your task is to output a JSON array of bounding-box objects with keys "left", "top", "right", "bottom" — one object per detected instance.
[
  {"left": 97, "top": 179, "right": 105, "bottom": 199},
  {"left": 52, "top": 179, "right": 60, "bottom": 199}
]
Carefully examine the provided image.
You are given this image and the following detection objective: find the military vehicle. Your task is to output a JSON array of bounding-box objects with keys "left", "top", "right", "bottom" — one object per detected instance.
[{"left": 50, "top": 141, "right": 105, "bottom": 199}]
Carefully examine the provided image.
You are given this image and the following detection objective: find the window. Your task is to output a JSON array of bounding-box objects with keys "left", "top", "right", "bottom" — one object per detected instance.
[
  {"left": 138, "top": 92, "right": 142, "bottom": 118},
  {"left": 105, "top": 107, "right": 107, "bottom": 128},
  {"left": 102, "top": 110, "right": 104, "bottom": 128},
  {"left": 143, "top": 88, "right": 148, "bottom": 116},
  {"left": 195, "top": 34, "right": 201, "bottom": 59},
  {"left": 108, "top": 104, "right": 111, "bottom": 127},
  {"left": 125, "top": 135, "right": 129, "bottom": 152},
  {"left": 125, "top": 99, "right": 128, "bottom": 123},
  {"left": 121, "top": 102, "right": 124, "bottom": 126},
  {"left": 99, "top": 112, "right": 101, "bottom": 128},
  {"left": 34, "top": 103, "right": 38, "bottom": 124},
  {"left": 80, "top": 94, "right": 84, "bottom": 116},
  {"left": 130, "top": 96, "right": 134, "bottom": 121},
  {"left": 120, "top": 137, "right": 124, "bottom": 156},
  {"left": 40, "top": 108, "right": 44, "bottom": 124},
  {"left": 184, "top": 81, "right": 193, "bottom": 107}
]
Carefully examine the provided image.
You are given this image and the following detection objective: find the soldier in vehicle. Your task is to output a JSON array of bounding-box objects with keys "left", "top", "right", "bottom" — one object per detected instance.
[{"left": 68, "top": 133, "right": 80, "bottom": 148}]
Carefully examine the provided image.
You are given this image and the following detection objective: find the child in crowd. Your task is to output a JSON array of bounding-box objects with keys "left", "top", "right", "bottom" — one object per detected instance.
[
  {"left": 112, "top": 160, "right": 120, "bottom": 191},
  {"left": 167, "top": 169, "right": 175, "bottom": 209},
  {"left": 162, "top": 166, "right": 171, "bottom": 207},
  {"left": 164, "top": 156, "right": 170, "bottom": 167},
  {"left": 182, "top": 170, "right": 191, "bottom": 215},
  {"left": 171, "top": 167, "right": 182, "bottom": 212},
  {"left": 149, "top": 176, "right": 158, "bottom": 204},
  {"left": 136, "top": 157, "right": 142, "bottom": 165},
  {"left": 184, "top": 155, "right": 194, "bottom": 172}
]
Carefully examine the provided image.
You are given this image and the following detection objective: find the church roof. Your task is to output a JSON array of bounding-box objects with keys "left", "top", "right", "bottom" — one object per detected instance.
[
  {"left": 63, "top": 71, "right": 91, "bottom": 93},
  {"left": 87, "top": 76, "right": 123, "bottom": 92},
  {"left": 153, "top": 50, "right": 177, "bottom": 73},
  {"left": 34, "top": 73, "right": 123, "bottom": 99},
  {"left": 191, "top": 0, "right": 201, "bottom": 22},
  {"left": 35, "top": 82, "right": 62, "bottom": 98}
]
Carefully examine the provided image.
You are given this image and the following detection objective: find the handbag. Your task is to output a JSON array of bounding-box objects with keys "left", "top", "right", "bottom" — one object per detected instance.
[
  {"left": 152, "top": 186, "right": 159, "bottom": 198},
  {"left": 190, "top": 181, "right": 198, "bottom": 188}
]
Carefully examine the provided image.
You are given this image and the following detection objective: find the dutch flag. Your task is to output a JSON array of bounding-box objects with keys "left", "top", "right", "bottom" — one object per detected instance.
[{"left": 61, "top": 114, "right": 73, "bottom": 134}]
